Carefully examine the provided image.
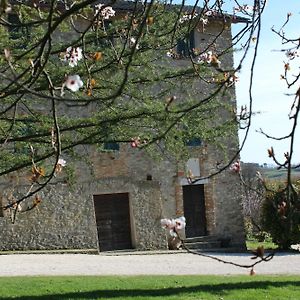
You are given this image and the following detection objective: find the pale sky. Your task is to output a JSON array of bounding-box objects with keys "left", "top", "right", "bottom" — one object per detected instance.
[{"left": 231, "top": 1, "right": 300, "bottom": 165}]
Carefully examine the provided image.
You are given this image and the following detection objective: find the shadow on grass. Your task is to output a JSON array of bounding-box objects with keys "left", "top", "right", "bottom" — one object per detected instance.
[{"left": 1, "top": 280, "right": 300, "bottom": 299}]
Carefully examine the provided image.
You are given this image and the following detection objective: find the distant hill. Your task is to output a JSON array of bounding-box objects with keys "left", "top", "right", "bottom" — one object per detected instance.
[{"left": 261, "top": 167, "right": 300, "bottom": 180}]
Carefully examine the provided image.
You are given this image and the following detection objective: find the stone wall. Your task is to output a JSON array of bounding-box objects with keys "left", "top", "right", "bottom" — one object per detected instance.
[
  {"left": 0, "top": 17, "right": 246, "bottom": 251},
  {"left": 0, "top": 183, "right": 98, "bottom": 251},
  {"left": 0, "top": 169, "right": 168, "bottom": 251}
]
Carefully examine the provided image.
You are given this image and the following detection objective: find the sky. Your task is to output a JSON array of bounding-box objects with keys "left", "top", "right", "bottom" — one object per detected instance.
[{"left": 230, "top": 1, "right": 300, "bottom": 165}]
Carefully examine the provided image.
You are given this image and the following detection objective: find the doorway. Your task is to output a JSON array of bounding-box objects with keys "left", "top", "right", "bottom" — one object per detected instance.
[
  {"left": 183, "top": 184, "right": 207, "bottom": 237},
  {"left": 93, "top": 193, "right": 133, "bottom": 251}
]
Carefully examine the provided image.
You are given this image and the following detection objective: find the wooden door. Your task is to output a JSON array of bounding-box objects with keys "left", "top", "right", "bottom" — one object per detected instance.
[
  {"left": 93, "top": 193, "right": 132, "bottom": 251},
  {"left": 183, "top": 184, "right": 207, "bottom": 237}
]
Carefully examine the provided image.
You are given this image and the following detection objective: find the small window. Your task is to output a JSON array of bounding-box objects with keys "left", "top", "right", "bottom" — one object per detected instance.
[
  {"left": 103, "top": 142, "right": 119, "bottom": 151},
  {"left": 7, "top": 13, "right": 30, "bottom": 48},
  {"left": 94, "top": 20, "right": 114, "bottom": 48},
  {"left": 176, "top": 30, "right": 195, "bottom": 58},
  {"left": 7, "top": 13, "right": 30, "bottom": 39},
  {"left": 186, "top": 138, "right": 202, "bottom": 147},
  {"left": 0, "top": 196, "right": 3, "bottom": 217}
]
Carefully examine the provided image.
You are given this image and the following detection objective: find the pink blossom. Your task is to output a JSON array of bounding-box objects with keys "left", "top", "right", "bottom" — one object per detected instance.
[
  {"left": 161, "top": 216, "right": 186, "bottom": 238},
  {"left": 130, "top": 137, "right": 141, "bottom": 148},
  {"left": 161, "top": 218, "right": 176, "bottom": 229},
  {"left": 230, "top": 160, "right": 241, "bottom": 173}
]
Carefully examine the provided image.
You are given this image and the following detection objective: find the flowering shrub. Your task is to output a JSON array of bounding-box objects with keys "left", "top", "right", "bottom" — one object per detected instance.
[
  {"left": 261, "top": 180, "right": 300, "bottom": 249},
  {"left": 161, "top": 216, "right": 186, "bottom": 238}
]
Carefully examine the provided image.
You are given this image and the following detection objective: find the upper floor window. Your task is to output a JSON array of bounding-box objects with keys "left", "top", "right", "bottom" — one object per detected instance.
[
  {"left": 7, "top": 13, "right": 30, "bottom": 39},
  {"left": 0, "top": 196, "right": 3, "bottom": 217},
  {"left": 7, "top": 13, "right": 31, "bottom": 49},
  {"left": 186, "top": 137, "right": 202, "bottom": 147},
  {"left": 176, "top": 30, "right": 195, "bottom": 58},
  {"left": 103, "top": 142, "right": 120, "bottom": 151}
]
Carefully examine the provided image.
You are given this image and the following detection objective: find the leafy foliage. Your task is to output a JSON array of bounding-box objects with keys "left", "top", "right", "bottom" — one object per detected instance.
[
  {"left": 0, "top": 0, "right": 242, "bottom": 211},
  {"left": 261, "top": 180, "right": 300, "bottom": 249}
]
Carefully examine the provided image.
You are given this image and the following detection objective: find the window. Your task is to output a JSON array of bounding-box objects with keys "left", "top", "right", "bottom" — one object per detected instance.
[
  {"left": 103, "top": 142, "right": 119, "bottom": 151},
  {"left": 7, "top": 13, "right": 30, "bottom": 48},
  {"left": 186, "top": 137, "right": 202, "bottom": 147},
  {"left": 176, "top": 30, "right": 195, "bottom": 58},
  {"left": 94, "top": 20, "right": 114, "bottom": 48},
  {"left": 0, "top": 196, "right": 3, "bottom": 217}
]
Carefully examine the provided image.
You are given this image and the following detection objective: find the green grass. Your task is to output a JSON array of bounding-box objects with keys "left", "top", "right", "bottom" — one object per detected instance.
[
  {"left": 246, "top": 239, "right": 278, "bottom": 250},
  {"left": 0, "top": 275, "right": 300, "bottom": 299}
]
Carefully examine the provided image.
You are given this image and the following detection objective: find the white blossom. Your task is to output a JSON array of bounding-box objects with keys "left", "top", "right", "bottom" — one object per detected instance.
[
  {"left": 174, "top": 216, "right": 186, "bottom": 231},
  {"left": 226, "top": 72, "right": 239, "bottom": 86},
  {"left": 286, "top": 49, "right": 300, "bottom": 60},
  {"left": 169, "top": 229, "right": 178, "bottom": 237},
  {"left": 204, "top": 10, "right": 217, "bottom": 17},
  {"left": 57, "top": 158, "right": 67, "bottom": 167},
  {"left": 62, "top": 47, "right": 83, "bottom": 68},
  {"left": 198, "top": 51, "right": 213, "bottom": 64},
  {"left": 179, "top": 13, "right": 198, "bottom": 24},
  {"left": 234, "top": 5, "right": 254, "bottom": 13},
  {"left": 129, "top": 37, "right": 140, "bottom": 50},
  {"left": 161, "top": 218, "right": 176, "bottom": 229},
  {"left": 199, "top": 17, "right": 208, "bottom": 25},
  {"left": 65, "top": 75, "right": 84, "bottom": 92},
  {"left": 166, "top": 51, "right": 173, "bottom": 58},
  {"left": 198, "top": 51, "right": 221, "bottom": 68},
  {"left": 55, "top": 158, "right": 67, "bottom": 173},
  {"left": 95, "top": 4, "right": 115, "bottom": 19}
]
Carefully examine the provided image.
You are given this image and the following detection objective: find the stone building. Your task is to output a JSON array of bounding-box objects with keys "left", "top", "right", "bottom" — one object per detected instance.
[{"left": 0, "top": 1, "right": 247, "bottom": 252}]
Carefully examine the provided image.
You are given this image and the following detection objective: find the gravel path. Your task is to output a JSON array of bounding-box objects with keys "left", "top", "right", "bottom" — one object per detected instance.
[{"left": 0, "top": 251, "right": 299, "bottom": 276}]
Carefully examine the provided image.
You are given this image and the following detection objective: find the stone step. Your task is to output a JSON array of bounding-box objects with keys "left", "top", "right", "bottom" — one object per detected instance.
[
  {"left": 184, "top": 235, "right": 220, "bottom": 243},
  {"left": 183, "top": 241, "right": 222, "bottom": 250},
  {"left": 182, "top": 246, "right": 245, "bottom": 253}
]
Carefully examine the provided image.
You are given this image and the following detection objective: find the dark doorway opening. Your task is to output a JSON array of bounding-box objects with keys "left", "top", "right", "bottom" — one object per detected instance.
[
  {"left": 93, "top": 193, "right": 133, "bottom": 251},
  {"left": 183, "top": 184, "right": 207, "bottom": 237}
]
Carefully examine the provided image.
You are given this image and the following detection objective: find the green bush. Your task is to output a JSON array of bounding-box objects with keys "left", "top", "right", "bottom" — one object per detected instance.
[{"left": 261, "top": 180, "right": 300, "bottom": 249}]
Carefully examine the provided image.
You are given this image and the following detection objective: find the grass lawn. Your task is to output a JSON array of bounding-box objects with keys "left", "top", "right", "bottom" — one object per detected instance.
[
  {"left": 246, "top": 239, "right": 278, "bottom": 251},
  {"left": 0, "top": 275, "right": 300, "bottom": 300}
]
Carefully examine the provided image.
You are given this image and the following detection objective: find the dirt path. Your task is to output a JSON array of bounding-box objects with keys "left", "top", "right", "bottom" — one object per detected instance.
[{"left": 0, "top": 251, "right": 299, "bottom": 276}]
